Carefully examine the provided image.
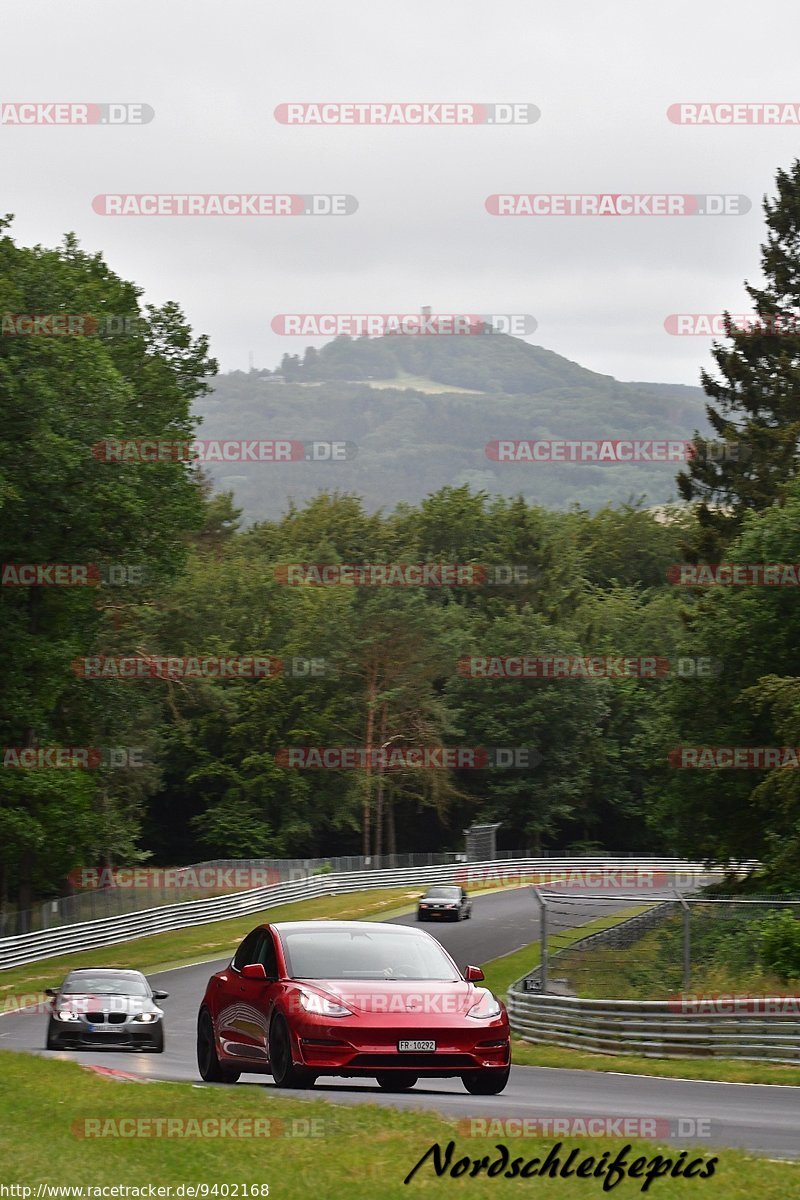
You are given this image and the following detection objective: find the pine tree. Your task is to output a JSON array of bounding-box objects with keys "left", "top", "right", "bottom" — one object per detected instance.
[{"left": 677, "top": 160, "right": 800, "bottom": 552}]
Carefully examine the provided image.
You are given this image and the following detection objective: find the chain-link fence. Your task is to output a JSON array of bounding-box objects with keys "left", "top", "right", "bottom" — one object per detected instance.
[{"left": 0, "top": 847, "right": 536, "bottom": 937}]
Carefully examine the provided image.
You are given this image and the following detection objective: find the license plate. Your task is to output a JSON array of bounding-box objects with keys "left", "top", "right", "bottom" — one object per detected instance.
[
  {"left": 86, "top": 1023, "right": 95, "bottom": 1033},
  {"left": 398, "top": 1039, "right": 435, "bottom": 1052}
]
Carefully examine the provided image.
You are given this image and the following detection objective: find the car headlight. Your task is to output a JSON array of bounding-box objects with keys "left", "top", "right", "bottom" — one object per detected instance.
[
  {"left": 467, "top": 991, "right": 502, "bottom": 1020},
  {"left": 132, "top": 1012, "right": 159, "bottom": 1023},
  {"left": 57, "top": 1009, "right": 81, "bottom": 1022},
  {"left": 298, "top": 991, "right": 353, "bottom": 1017}
]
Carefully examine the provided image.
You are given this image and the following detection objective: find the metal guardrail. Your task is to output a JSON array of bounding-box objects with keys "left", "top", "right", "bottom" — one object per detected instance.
[
  {"left": 0, "top": 857, "right": 724, "bottom": 971},
  {"left": 506, "top": 990, "right": 800, "bottom": 1063}
]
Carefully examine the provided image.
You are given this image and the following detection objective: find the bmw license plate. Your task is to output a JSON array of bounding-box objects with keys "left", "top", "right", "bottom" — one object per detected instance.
[{"left": 398, "top": 1039, "right": 435, "bottom": 1052}]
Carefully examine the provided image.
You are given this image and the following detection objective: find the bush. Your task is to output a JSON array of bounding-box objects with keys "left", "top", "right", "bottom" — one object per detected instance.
[{"left": 758, "top": 910, "right": 800, "bottom": 981}]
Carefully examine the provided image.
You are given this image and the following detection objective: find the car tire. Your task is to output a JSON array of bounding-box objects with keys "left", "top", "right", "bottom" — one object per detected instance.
[
  {"left": 375, "top": 1071, "right": 418, "bottom": 1091},
  {"left": 417, "top": 912, "right": 425, "bottom": 921},
  {"left": 269, "top": 1014, "right": 316, "bottom": 1088},
  {"left": 197, "top": 1009, "right": 240, "bottom": 1084},
  {"left": 462, "top": 1066, "right": 510, "bottom": 1095},
  {"left": 45, "top": 1018, "right": 60, "bottom": 1050},
  {"left": 151, "top": 1025, "right": 165, "bottom": 1054}
]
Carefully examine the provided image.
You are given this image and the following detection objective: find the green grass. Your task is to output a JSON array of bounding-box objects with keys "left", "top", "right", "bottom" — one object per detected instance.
[
  {"left": 509, "top": 1040, "right": 800, "bottom": 1086},
  {"left": 0, "top": 889, "right": 419, "bottom": 1005},
  {"left": 0, "top": 1051, "right": 796, "bottom": 1195}
]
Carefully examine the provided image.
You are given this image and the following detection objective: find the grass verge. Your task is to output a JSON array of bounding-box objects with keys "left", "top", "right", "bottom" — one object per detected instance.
[
  {"left": 0, "top": 1051, "right": 796, "bottom": 1195},
  {"left": 508, "top": 1040, "right": 800, "bottom": 1086}
]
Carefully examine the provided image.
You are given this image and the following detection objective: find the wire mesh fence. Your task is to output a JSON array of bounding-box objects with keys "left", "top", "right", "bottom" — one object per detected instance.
[{"left": 525, "top": 891, "right": 800, "bottom": 1002}]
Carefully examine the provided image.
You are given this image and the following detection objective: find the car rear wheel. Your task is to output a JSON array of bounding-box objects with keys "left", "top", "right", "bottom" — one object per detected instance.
[
  {"left": 269, "top": 1014, "right": 316, "bottom": 1088},
  {"left": 197, "top": 1010, "right": 240, "bottom": 1083},
  {"left": 375, "top": 1071, "right": 418, "bottom": 1091},
  {"left": 462, "top": 1066, "right": 510, "bottom": 1095}
]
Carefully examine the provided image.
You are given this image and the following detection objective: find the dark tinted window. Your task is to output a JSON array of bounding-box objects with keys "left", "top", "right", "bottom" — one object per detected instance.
[
  {"left": 280, "top": 928, "right": 459, "bottom": 980},
  {"left": 62, "top": 972, "right": 148, "bottom": 996},
  {"left": 232, "top": 929, "right": 262, "bottom": 971},
  {"left": 424, "top": 886, "right": 461, "bottom": 899}
]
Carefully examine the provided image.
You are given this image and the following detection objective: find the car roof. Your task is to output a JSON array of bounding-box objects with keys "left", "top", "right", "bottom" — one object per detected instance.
[
  {"left": 270, "top": 920, "right": 425, "bottom": 934},
  {"left": 65, "top": 968, "right": 146, "bottom": 977}
]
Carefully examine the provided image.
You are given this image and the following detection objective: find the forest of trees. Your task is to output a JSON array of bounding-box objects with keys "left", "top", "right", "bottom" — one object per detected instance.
[{"left": 4, "top": 160, "right": 800, "bottom": 912}]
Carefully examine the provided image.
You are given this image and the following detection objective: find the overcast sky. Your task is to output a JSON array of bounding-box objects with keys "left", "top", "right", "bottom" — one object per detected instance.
[{"left": 4, "top": 0, "right": 800, "bottom": 385}]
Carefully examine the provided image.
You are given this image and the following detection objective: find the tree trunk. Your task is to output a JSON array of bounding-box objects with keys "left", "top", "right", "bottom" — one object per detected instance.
[
  {"left": 362, "top": 664, "right": 377, "bottom": 856},
  {"left": 373, "top": 703, "right": 388, "bottom": 859}
]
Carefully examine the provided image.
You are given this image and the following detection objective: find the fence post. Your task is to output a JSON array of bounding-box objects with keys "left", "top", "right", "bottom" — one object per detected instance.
[
  {"left": 675, "top": 891, "right": 691, "bottom": 991},
  {"left": 532, "top": 887, "right": 548, "bottom": 992}
]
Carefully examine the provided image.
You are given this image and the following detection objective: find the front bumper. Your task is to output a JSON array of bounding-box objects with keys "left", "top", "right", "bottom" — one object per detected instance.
[
  {"left": 48, "top": 1015, "right": 163, "bottom": 1048},
  {"left": 292, "top": 1018, "right": 510, "bottom": 1076}
]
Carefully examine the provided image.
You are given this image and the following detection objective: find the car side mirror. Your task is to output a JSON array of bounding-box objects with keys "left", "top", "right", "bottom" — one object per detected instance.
[
  {"left": 464, "top": 965, "right": 485, "bottom": 982},
  {"left": 43, "top": 988, "right": 57, "bottom": 998},
  {"left": 241, "top": 963, "right": 273, "bottom": 981},
  {"left": 152, "top": 989, "right": 169, "bottom": 1000}
]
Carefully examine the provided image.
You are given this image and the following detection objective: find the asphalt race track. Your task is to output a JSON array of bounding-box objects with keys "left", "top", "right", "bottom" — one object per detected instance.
[{"left": 2, "top": 884, "right": 799, "bottom": 1160}]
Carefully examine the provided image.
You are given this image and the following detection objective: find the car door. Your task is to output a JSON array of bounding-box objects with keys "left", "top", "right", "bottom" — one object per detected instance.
[
  {"left": 216, "top": 929, "right": 265, "bottom": 1059},
  {"left": 232, "top": 929, "right": 279, "bottom": 1064}
]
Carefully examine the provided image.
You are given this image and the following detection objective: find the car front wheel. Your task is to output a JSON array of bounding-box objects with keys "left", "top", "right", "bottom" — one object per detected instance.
[
  {"left": 462, "top": 1066, "right": 510, "bottom": 1095},
  {"left": 45, "top": 1018, "right": 61, "bottom": 1050},
  {"left": 197, "top": 1010, "right": 240, "bottom": 1083},
  {"left": 269, "top": 1014, "right": 316, "bottom": 1088}
]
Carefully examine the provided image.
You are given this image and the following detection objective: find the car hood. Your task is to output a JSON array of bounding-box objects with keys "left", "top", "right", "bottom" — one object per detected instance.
[
  {"left": 56, "top": 992, "right": 159, "bottom": 1016},
  {"left": 297, "top": 979, "right": 477, "bottom": 1016}
]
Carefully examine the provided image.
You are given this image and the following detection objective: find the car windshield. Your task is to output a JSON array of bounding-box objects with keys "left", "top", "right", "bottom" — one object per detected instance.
[
  {"left": 424, "top": 887, "right": 460, "bottom": 899},
  {"left": 280, "top": 929, "right": 460, "bottom": 980},
  {"left": 62, "top": 973, "right": 148, "bottom": 996}
]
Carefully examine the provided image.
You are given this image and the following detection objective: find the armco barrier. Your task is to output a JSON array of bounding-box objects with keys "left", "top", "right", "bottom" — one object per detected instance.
[
  {"left": 0, "top": 858, "right": 732, "bottom": 972},
  {"left": 506, "top": 989, "right": 800, "bottom": 1063}
]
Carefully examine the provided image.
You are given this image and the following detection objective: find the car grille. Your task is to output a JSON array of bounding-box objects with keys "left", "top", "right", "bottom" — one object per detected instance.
[
  {"left": 87, "top": 1012, "right": 105, "bottom": 1022},
  {"left": 349, "top": 1053, "right": 474, "bottom": 1069}
]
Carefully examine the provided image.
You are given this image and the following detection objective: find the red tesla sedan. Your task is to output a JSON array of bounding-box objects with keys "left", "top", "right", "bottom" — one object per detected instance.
[{"left": 197, "top": 920, "right": 510, "bottom": 1094}]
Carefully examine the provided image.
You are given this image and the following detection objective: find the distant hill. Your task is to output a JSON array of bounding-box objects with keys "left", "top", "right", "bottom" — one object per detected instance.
[{"left": 195, "top": 333, "right": 708, "bottom": 523}]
